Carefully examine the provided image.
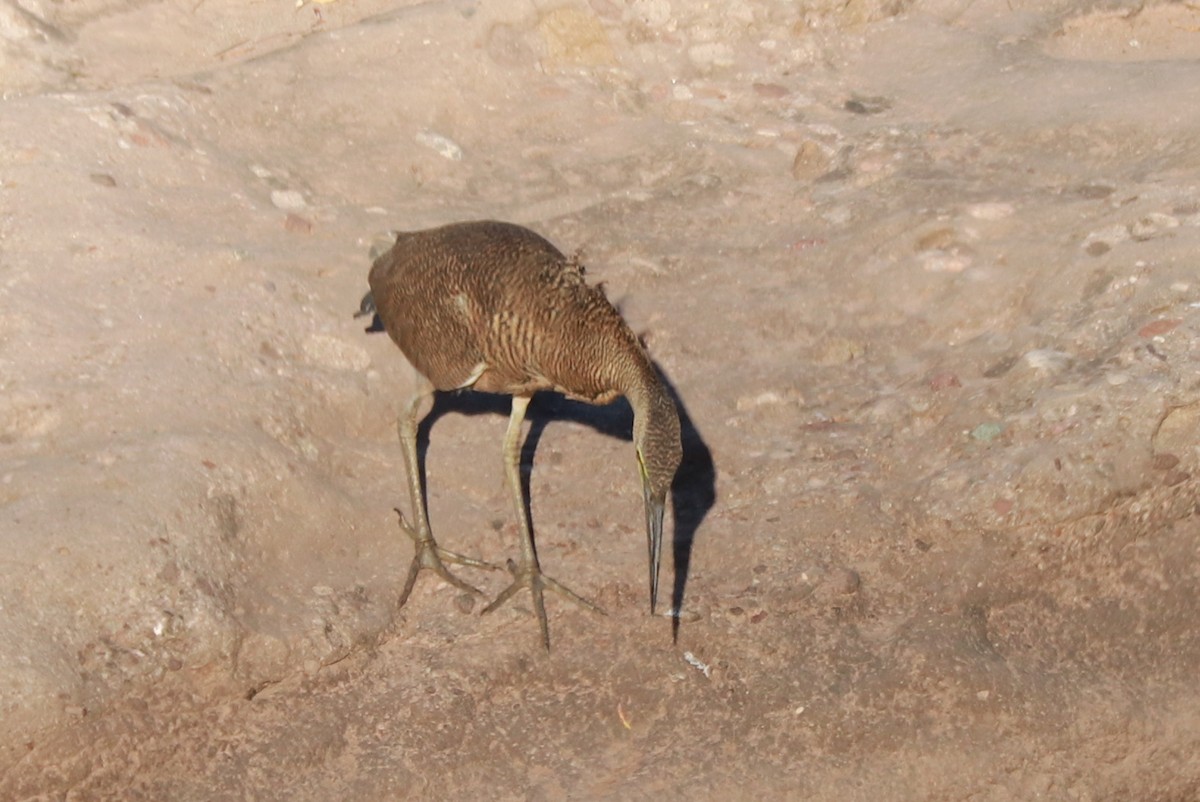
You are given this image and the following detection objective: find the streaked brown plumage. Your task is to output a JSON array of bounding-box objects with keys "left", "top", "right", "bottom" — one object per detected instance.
[{"left": 365, "top": 220, "right": 681, "bottom": 649}]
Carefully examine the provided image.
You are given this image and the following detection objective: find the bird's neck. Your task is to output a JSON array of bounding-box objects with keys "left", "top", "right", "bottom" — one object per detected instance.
[
  {"left": 617, "top": 357, "right": 672, "bottom": 436},
  {"left": 613, "top": 352, "right": 658, "bottom": 409}
]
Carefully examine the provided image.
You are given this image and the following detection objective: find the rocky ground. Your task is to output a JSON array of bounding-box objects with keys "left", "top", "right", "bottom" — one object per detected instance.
[{"left": 3, "top": 0, "right": 1200, "bottom": 798}]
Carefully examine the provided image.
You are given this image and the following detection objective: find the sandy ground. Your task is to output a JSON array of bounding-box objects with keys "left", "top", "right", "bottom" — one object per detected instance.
[{"left": 3, "top": 0, "right": 1200, "bottom": 798}]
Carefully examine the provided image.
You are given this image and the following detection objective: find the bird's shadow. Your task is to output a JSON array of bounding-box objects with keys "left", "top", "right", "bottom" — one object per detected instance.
[{"left": 416, "top": 364, "right": 715, "bottom": 641}]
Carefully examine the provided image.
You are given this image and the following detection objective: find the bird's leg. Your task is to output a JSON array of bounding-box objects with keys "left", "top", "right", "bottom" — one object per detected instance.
[
  {"left": 395, "top": 385, "right": 498, "bottom": 609},
  {"left": 481, "top": 395, "right": 605, "bottom": 650}
]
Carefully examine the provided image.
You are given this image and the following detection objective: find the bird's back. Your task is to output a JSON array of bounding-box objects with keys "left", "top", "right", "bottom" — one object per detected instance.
[{"left": 369, "top": 221, "right": 650, "bottom": 402}]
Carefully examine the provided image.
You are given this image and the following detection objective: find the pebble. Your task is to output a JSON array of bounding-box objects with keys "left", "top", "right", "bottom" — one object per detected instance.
[
  {"left": 283, "top": 213, "right": 312, "bottom": 233},
  {"left": 736, "top": 391, "right": 785, "bottom": 411},
  {"left": 921, "top": 252, "right": 971, "bottom": 273},
  {"left": 270, "top": 189, "right": 306, "bottom": 210},
  {"left": 1130, "top": 212, "right": 1179, "bottom": 241},
  {"left": 1073, "top": 183, "right": 1115, "bottom": 199},
  {"left": 1083, "top": 223, "right": 1129, "bottom": 249},
  {"left": 916, "top": 228, "right": 956, "bottom": 252},
  {"left": 929, "top": 371, "right": 961, "bottom": 391},
  {"left": 415, "top": 130, "right": 463, "bottom": 161},
  {"left": 1023, "top": 348, "right": 1073, "bottom": 373},
  {"left": 970, "top": 422, "right": 1005, "bottom": 442},
  {"left": 791, "top": 139, "right": 833, "bottom": 181},
  {"left": 89, "top": 173, "right": 117, "bottom": 187},
  {"left": 844, "top": 95, "right": 891, "bottom": 115},
  {"left": 966, "top": 202, "right": 1014, "bottom": 220},
  {"left": 812, "top": 336, "right": 866, "bottom": 365},
  {"left": 830, "top": 568, "right": 860, "bottom": 595},
  {"left": 1138, "top": 319, "right": 1181, "bottom": 338},
  {"left": 1165, "top": 469, "right": 1190, "bottom": 487},
  {"left": 1152, "top": 453, "right": 1180, "bottom": 471}
]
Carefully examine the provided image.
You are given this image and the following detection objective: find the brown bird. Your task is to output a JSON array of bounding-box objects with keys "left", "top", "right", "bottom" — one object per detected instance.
[{"left": 364, "top": 220, "right": 682, "bottom": 649}]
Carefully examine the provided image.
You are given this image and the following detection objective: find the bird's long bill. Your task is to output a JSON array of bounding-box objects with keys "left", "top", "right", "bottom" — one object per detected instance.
[{"left": 642, "top": 479, "right": 665, "bottom": 615}]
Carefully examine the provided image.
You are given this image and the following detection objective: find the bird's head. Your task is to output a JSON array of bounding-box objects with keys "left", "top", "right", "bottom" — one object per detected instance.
[{"left": 633, "top": 385, "right": 682, "bottom": 616}]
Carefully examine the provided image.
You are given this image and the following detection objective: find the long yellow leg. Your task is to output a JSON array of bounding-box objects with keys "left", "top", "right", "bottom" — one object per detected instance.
[
  {"left": 481, "top": 395, "right": 605, "bottom": 650},
  {"left": 394, "top": 383, "right": 498, "bottom": 608}
]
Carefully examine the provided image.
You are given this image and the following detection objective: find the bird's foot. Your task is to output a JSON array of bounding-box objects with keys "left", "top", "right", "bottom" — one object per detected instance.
[
  {"left": 392, "top": 509, "right": 500, "bottom": 608},
  {"left": 481, "top": 558, "right": 607, "bottom": 650}
]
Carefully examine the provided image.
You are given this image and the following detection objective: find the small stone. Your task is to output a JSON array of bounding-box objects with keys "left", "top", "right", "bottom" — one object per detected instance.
[
  {"left": 454, "top": 593, "right": 476, "bottom": 614},
  {"left": 831, "top": 568, "right": 860, "bottom": 595},
  {"left": 89, "top": 173, "right": 117, "bottom": 187},
  {"left": 1083, "top": 224, "right": 1129, "bottom": 249},
  {"left": 1131, "top": 213, "right": 1179, "bottom": 241},
  {"left": 1085, "top": 241, "right": 1111, "bottom": 257},
  {"left": 1073, "top": 183, "right": 1115, "bottom": 200},
  {"left": 736, "top": 391, "right": 784, "bottom": 411},
  {"left": 915, "top": 227, "right": 956, "bottom": 252},
  {"left": 283, "top": 213, "right": 312, "bottom": 233},
  {"left": 966, "top": 202, "right": 1014, "bottom": 220},
  {"left": 1152, "top": 453, "right": 1180, "bottom": 471},
  {"left": 929, "top": 371, "right": 961, "bottom": 391},
  {"left": 970, "top": 422, "right": 1005, "bottom": 442},
  {"left": 844, "top": 95, "right": 891, "bottom": 115},
  {"left": 415, "top": 131, "right": 463, "bottom": 161},
  {"left": 750, "top": 610, "right": 768, "bottom": 624},
  {"left": 1165, "top": 469, "right": 1190, "bottom": 487},
  {"left": 813, "top": 336, "right": 866, "bottom": 365},
  {"left": 270, "top": 189, "right": 306, "bottom": 210},
  {"left": 1023, "top": 349, "right": 1073, "bottom": 373},
  {"left": 1138, "top": 319, "right": 1181, "bottom": 338},
  {"left": 791, "top": 139, "right": 833, "bottom": 181},
  {"left": 921, "top": 252, "right": 971, "bottom": 273}
]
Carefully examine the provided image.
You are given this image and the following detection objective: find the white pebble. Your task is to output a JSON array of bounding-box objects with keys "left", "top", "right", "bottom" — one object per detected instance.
[
  {"left": 966, "top": 202, "right": 1014, "bottom": 220},
  {"left": 1084, "top": 223, "right": 1130, "bottom": 247},
  {"left": 682, "top": 651, "right": 712, "bottom": 678},
  {"left": 1023, "top": 349, "right": 1073, "bottom": 372},
  {"left": 415, "top": 131, "right": 463, "bottom": 161},
  {"left": 922, "top": 253, "right": 971, "bottom": 273},
  {"left": 270, "top": 189, "right": 306, "bottom": 210},
  {"left": 736, "top": 391, "right": 784, "bottom": 411},
  {"left": 1131, "top": 213, "right": 1179, "bottom": 240}
]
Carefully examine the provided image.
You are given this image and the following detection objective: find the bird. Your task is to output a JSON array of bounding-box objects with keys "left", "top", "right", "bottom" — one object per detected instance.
[{"left": 362, "top": 220, "right": 682, "bottom": 649}]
